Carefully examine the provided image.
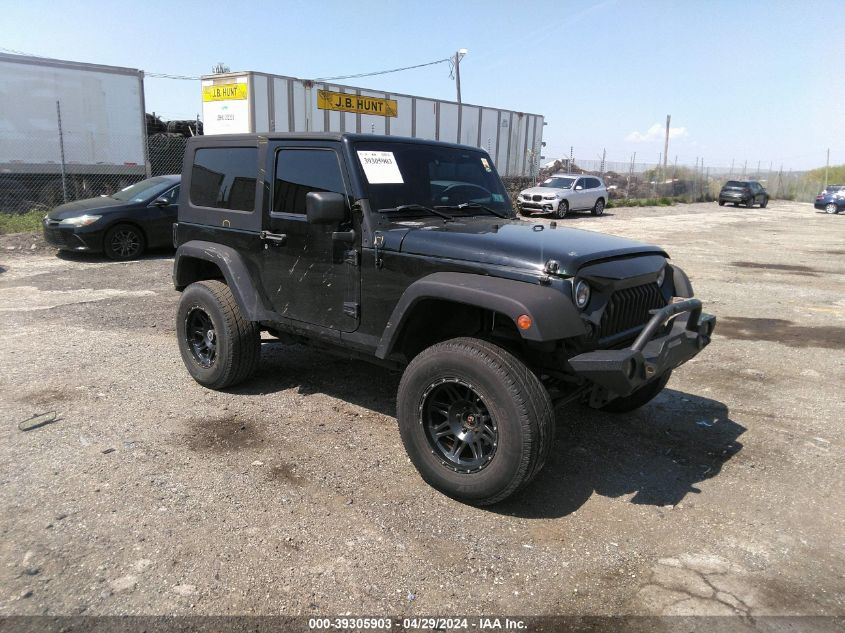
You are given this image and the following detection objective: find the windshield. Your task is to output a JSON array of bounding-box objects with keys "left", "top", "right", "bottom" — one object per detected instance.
[
  {"left": 540, "top": 177, "right": 575, "bottom": 189},
  {"left": 111, "top": 177, "right": 175, "bottom": 202},
  {"left": 724, "top": 181, "right": 748, "bottom": 188},
  {"left": 353, "top": 141, "right": 513, "bottom": 217}
]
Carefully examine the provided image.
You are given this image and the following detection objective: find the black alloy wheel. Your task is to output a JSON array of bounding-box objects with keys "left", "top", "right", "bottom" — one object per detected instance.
[
  {"left": 421, "top": 378, "right": 498, "bottom": 473},
  {"left": 185, "top": 306, "right": 217, "bottom": 368},
  {"left": 104, "top": 224, "right": 144, "bottom": 260}
]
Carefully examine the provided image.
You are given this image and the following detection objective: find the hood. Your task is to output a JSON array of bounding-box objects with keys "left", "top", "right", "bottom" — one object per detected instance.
[
  {"left": 393, "top": 218, "right": 666, "bottom": 275},
  {"left": 47, "top": 196, "right": 132, "bottom": 220},
  {"left": 520, "top": 186, "right": 569, "bottom": 196}
]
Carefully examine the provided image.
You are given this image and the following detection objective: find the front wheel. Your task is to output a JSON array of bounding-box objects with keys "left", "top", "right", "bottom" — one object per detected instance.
[
  {"left": 760, "top": 196, "right": 768, "bottom": 208},
  {"left": 555, "top": 200, "right": 569, "bottom": 219},
  {"left": 104, "top": 223, "right": 145, "bottom": 260},
  {"left": 176, "top": 280, "right": 260, "bottom": 389},
  {"left": 600, "top": 371, "right": 672, "bottom": 413},
  {"left": 745, "top": 197, "right": 755, "bottom": 208},
  {"left": 591, "top": 198, "right": 605, "bottom": 216},
  {"left": 826, "top": 203, "right": 838, "bottom": 214},
  {"left": 397, "top": 337, "right": 554, "bottom": 505},
  {"left": 718, "top": 200, "right": 725, "bottom": 206}
]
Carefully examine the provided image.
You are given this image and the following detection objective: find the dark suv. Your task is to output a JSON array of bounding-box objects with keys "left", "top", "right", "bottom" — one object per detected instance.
[
  {"left": 172, "top": 133, "right": 715, "bottom": 505},
  {"left": 718, "top": 180, "right": 769, "bottom": 208}
]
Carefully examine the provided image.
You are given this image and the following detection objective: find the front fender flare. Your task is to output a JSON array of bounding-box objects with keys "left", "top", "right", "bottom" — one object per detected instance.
[
  {"left": 173, "top": 240, "right": 273, "bottom": 322},
  {"left": 375, "top": 272, "right": 586, "bottom": 359}
]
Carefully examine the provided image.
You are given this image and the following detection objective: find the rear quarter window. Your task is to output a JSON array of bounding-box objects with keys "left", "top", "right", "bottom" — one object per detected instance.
[{"left": 190, "top": 147, "right": 258, "bottom": 211}]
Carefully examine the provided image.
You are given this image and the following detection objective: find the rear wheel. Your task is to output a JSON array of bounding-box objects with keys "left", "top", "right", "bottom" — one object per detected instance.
[
  {"left": 176, "top": 280, "right": 260, "bottom": 389},
  {"left": 600, "top": 371, "right": 672, "bottom": 413},
  {"left": 826, "top": 203, "right": 838, "bottom": 214},
  {"left": 718, "top": 200, "right": 725, "bottom": 206},
  {"left": 555, "top": 200, "right": 569, "bottom": 219},
  {"left": 103, "top": 224, "right": 145, "bottom": 260},
  {"left": 397, "top": 337, "right": 554, "bottom": 505},
  {"left": 591, "top": 198, "right": 605, "bottom": 216}
]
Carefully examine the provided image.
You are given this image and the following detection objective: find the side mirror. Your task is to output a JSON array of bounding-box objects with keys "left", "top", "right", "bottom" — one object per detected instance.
[
  {"left": 306, "top": 191, "right": 347, "bottom": 225},
  {"left": 575, "top": 186, "right": 583, "bottom": 191},
  {"left": 153, "top": 196, "right": 170, "bottom": 207}
]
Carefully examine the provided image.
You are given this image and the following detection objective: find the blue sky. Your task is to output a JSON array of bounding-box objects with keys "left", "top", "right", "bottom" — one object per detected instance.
[{"left": 4, "top": 0, "right": 843, "bottom": 170}]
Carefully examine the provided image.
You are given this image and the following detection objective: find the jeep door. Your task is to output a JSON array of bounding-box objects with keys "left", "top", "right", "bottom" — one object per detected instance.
[{"left": 259, "top": 142, "right": 360, "bottom": 332}]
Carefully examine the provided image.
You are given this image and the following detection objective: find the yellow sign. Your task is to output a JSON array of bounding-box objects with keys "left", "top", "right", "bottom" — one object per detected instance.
[
  {"left": 317, "top": 90, "right": 397, "bottom": 117},
  {"left": 202, "top": 83, "right": 248, "bottom": 102}
]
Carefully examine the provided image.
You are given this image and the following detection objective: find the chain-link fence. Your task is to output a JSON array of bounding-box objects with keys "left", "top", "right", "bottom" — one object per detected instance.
[
  {"left": 0, "top": 128, "right": 188, "bottom": 215},
  {"left": 0, "top": 109, "right": 830, "bottom": 216}
]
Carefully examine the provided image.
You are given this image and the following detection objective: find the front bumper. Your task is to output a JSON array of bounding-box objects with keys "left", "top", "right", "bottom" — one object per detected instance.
[
  {"left": 518, "top": 199, "right": 561, "bottom": 214},
  {"left": 43, "top": 222, "right": 103, "bottom": 252},
  {"left": 568, "top": 298, "right": 715, "bottom": 398}
]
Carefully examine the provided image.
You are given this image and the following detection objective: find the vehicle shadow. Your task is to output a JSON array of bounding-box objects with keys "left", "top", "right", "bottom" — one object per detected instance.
[
  {"left": 238, "top": 344, "right": 742, "bottom": 518},
  {"left": 230, "top": 342, "right": 402, "bottom": 417},
  {"left": 493, "top": 388, "right": 744, "bottom": 518},
  {"left": 55, "top": 248, "right": 174, "bottom": 263}
]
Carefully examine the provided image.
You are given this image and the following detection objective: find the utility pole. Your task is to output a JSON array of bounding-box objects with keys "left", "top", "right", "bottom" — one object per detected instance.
[
  {"left": 663, "top": 114, "right": 671, "bottom": 172},
  {"left": 601, "top": 148, "right": 606, "bottom": 175},
  {"left": 569, "top": 146, "right": 574, "bottom": 172},
  {"left": 743, "top": 160, "right": 747, "bottom": 178},
  {"left": 825, "top": 148, "right": 830, "bottom": 188},
  {"left": 756, "top": 160, "right": 761, "bottom": 178},
  {"left": 729, "top": 159, "right": 734, "bottom": 178},
  {"left": 453, "top": 49, "right": 468, "bottom": 104}
]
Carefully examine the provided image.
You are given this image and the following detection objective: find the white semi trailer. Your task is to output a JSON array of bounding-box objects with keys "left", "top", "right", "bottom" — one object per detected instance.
[
  {"left": 0, "top": 53, "right": 149, "bottom": 212},
  {"left": 201, "top": 71, "right": 544, "bottom": 178}
]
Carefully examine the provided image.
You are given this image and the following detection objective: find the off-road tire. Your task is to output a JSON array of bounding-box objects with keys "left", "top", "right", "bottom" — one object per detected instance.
[
  {"left": 104, "top": 223, "right": 145, "bottom": 260},
  {"left": 591, "top": 198, "right": 605, "bottom": 216},
  {"left": 397, "top": 337, "right": 554, "bottom": 505},
  {"left": 555, "top": 200, "right": 569, "bottom": 219},
  {"left": 600, "top": 371, "right": 672, "bottom": 413},
  {"left": 176, "top": 280, "right": 260, "bottom": 389}
]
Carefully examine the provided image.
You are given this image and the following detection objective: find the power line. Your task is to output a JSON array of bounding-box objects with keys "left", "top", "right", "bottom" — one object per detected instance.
[
  {"left": 315, "top": 57, "right": 452, "bottom": 82},
  {"left": 146, "top": 72, "right": 201, "bottom": 80}
]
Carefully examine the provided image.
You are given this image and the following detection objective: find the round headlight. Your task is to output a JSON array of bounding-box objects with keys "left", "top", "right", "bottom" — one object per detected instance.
[
  {"left": 656, "top": 267, "right": 666, "bottom": 287},
  {"left": 574, "top": 280, "right": 591, "bottom": 309}
]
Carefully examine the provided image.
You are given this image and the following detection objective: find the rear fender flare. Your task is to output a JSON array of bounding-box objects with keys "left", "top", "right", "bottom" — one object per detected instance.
[
  {"left": 375, "top": 272, "right": 586, "bottom": 359},
  {"left": 173, "top": 240, "right": 272, "bottom": 322}
]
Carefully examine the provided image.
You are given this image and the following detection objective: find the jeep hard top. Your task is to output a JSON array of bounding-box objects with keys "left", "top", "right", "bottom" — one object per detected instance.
[{"left": 172, "top": 133, "right": 715, "bottom": 505}]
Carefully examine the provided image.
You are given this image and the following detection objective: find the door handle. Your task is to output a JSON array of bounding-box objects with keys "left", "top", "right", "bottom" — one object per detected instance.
[{"left": 260, "top": 230, "right": 287, "bottom": 246}]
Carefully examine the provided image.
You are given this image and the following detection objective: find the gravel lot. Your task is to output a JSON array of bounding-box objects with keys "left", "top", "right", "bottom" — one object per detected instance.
[{"left": 0, "top": 200, "right": 843, "bottom": 620}]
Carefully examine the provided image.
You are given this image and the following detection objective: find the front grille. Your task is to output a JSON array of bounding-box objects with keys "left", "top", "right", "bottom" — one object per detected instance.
[
  {"left": 532, "top": 194, "right": 542, "bottom": 202},
  {"left": 44, "top": 227, "right": 76, "bottom": 248},
  {"left": 598, "top": 283, "right": 666, "bottom": 340}
]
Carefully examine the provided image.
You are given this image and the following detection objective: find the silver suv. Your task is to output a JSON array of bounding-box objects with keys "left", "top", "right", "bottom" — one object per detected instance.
[{"left": 517, "top": 173, "right": 608, "bottom": 218}]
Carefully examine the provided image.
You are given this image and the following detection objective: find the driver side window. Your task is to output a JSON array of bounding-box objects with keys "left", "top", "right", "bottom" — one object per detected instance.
[{"left": 163, "top": 185, "right": 180, "bottom": 203}]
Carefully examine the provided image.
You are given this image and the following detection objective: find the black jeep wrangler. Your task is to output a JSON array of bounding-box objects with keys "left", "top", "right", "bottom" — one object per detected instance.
[{"left": 172, "top": 133, "right": 715, "bottom": 505}]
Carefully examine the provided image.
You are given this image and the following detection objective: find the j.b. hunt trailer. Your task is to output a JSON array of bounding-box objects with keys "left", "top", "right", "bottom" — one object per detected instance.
[{"left": 201, "top": 71, "right": 545, "bottom": 178}]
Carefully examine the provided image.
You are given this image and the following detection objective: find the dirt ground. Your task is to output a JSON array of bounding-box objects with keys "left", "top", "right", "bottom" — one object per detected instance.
[{"left": 0, "top": 200, "right": 843, "bottom": 621}]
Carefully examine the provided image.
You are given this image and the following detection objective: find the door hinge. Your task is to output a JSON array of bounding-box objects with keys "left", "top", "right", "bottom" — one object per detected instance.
[
  {"left": 344, "top": 249, "right": 360, "bottom": 266},
  {"left": 343, "top": 302, "right": 360, "bottom": 319}
]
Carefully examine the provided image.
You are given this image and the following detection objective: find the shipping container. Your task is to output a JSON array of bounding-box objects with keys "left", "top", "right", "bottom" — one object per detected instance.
[
  {"left": 201, "top": 71, "right": 544, "bottom": 178},
  {"left": 0, "top": 53, "right": 148, "bottom": 211}
]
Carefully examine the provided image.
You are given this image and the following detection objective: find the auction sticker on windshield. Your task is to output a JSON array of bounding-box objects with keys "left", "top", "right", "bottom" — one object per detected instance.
[{"left": 357, "top": 151, "right": 404, "bottom": 184}]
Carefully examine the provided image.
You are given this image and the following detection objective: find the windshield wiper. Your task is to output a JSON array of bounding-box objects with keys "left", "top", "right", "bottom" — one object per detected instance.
[
  {"left": 435, "top": 202, "right": 510, "bottom": 219},
  {"left": 381, "top": 204, "right": 454, "bottom": 221}
]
